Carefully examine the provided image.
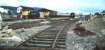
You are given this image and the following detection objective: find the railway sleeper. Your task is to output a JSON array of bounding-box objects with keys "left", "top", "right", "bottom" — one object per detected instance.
[
  {"left": 36, "top": 35, "right": 56, "bottom": 37},
  {"left": 38, "top": 34, "right": 57, "bottom": 36},
  {"left": 23, "top": 43, "right": 51, "bottom": 48},
  {"left": 59, "top": 35, "right": 66, "bottom": 37},
  {"left": 56, "top": 42, "right": 65, "bottom": 45},
  {"left": 32, "top": 38, "right": 54, "bottom": 41},
  {"left": 58, "top": 37, "right": 65, "bottom": 38},
  {"left": 45, "top": 30, "right": 60, "bottom": 32},
  {"left": 39, "top": 33, "right": 57, "bottom": 35},
  {"left": 57, "top": 39, "right": 65, "bottom": 41},
  {"left": 35, "top": 36, "right": 56, "bottom": 39},
  {"left": 27, "top": 40, "right": 52, "bottom": 44},
  {"left": 57, "top": 40, "right": 65, "bottom": 42},
  {"left": 38, "top": 33, "right": 57, "bottom": 35},
  {"left": 33, "top": 37, "right": 55, "bottom": 39},
  {"left": 59, "top": 34, "right": 66, "bottom": 36},
  {"left": 56, "top": 45, "right": 66, "bottom": 48}
]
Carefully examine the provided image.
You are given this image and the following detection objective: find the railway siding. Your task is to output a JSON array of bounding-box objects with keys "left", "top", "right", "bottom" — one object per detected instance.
[{"left": 16, "top": 19, "right": 76, "bottom": 50}]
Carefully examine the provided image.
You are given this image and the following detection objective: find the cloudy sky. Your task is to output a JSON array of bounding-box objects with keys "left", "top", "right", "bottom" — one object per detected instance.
[{"left": 0, "top": 0, "right": 105, "bottom": 14}]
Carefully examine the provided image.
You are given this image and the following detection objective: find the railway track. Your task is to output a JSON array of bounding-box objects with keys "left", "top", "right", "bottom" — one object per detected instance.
[{"left": 16, "top": 19, "right": 76, "bottom": 50}]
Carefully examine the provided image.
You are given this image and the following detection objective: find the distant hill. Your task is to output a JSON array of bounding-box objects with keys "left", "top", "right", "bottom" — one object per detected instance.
[
  {"left": 0, "top": 6, "right": 17, "bottom": 10},
  {"left": 101, "top": 10, "right": 105, "bottom": 13},
  {"left": 0, "top": 6, "right": 56, "bottom": 14},
  {"left": 0, "top": 6, "right": 18, "bottom": 15},
  {"left": 0, "top": 5, "right": 57, "bottom": 17}
]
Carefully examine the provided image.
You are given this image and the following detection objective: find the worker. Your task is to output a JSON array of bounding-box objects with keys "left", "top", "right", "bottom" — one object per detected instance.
[{"left": 0, "top": 13, "right": 2, "bottom": 30}]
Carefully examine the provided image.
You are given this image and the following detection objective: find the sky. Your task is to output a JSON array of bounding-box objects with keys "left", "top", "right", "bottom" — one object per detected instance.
[{"left": 0, "top": 0, "right": 105, "bottom": 14}]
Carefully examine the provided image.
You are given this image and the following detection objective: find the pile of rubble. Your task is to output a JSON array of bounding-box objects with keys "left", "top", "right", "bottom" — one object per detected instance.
[
  {"left": 67, "top": 23, "right": 96, "bottom": 50},
  {"left": 67, "top": 15, "right": 105, "bottom": 50},
  {"left": 0, "top": 28, "right": 22, "bottom": 47},
  {"left": 8, "top": 21, "right": 42, "bottom": 30},
  {"left": 0, "top": 20, "right": 51, "bottom": 47}
]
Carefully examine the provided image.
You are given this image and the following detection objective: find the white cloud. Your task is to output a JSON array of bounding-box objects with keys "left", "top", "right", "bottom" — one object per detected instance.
[
  {"left": 0, "top": 0, "right": 104, "bottom": 13},
  {"left": 0, "top": 0, "right": 20, "bottom": 6}
]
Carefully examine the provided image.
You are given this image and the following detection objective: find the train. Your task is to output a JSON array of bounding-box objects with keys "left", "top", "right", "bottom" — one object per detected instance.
[{"left": 0, "top": 6, "right": 76, "bottom": 20}]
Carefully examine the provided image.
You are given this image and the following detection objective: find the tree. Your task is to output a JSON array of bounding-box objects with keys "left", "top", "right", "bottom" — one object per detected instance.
[
  {"left": 94, "top": 12, "right": 100, "bottom": 15},
  {"left": 101, "top": 10, "right": 105, "bottom": 13}
]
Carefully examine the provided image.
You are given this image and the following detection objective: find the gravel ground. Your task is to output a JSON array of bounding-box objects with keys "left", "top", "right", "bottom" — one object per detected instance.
[
  {"left": 66, "top": 21, "right": 96, "bottom": 50},
  {"left": 66, "top": 15, "right": 105, "bottom": 50},
  {"left": 0, "top": 25, "right": 51, "bottom": 47},
  {"left": 81, "top": 15, "right": 105, "bottom": 49}
]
